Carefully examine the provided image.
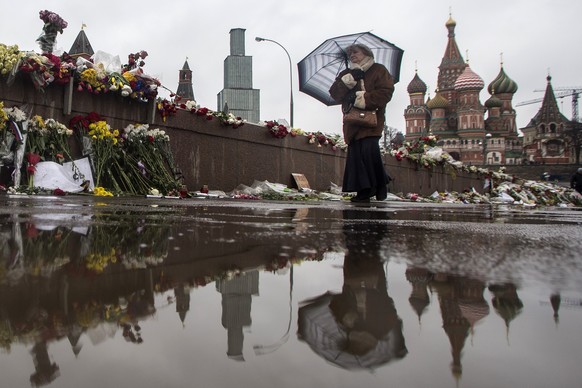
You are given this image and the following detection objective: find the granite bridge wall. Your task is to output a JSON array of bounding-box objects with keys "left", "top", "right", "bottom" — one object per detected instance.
[{"left": 1, "top": 76, "right": 485, "bottom": 196}]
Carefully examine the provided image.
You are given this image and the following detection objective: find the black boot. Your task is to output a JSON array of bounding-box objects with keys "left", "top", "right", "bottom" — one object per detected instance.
[
  {"left": 375, "top": 185, "right": 387, "bottom": 201},
  {"left": 351, "top": 188, "right": 372, "bottom": 203}
]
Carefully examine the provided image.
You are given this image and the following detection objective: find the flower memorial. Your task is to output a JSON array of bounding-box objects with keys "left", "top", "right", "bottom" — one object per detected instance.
[
  {"left": 68, "top": 113, "right": 182, "bottom": 195},
  {"left": 36, "top": 10, "right": 67, "bottom": 54},
  {"left": 0, "top": 102, "right": 7, "bottom": 130},
  {"left": 156, "top": 98, "right": 246, "bottom": 128},
  {"left": 87, "top": 120, "right": 119, "bottom": 187},
  {"left": 25, "top": 151, "right": 41, "bottom": 184},
  {"left": 265, "top": 120, "right": 289, "bottom": 139},
  {"left": 0, "top": 44, "right": 24, "bottom": 76},
  {"left": 27, "top": 115, "right": 73, "bottom": 161},
  {"left": 391, "top": 135, "right": 438, "bottom": 162}
]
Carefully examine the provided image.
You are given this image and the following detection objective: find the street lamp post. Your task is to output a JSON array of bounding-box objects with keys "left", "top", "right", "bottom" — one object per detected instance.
[
  {"left": 482, "top": 133, "right": 492, "bottom": 165},
  {"left": 255, "top": 37, "right": 294, "bottom": 128}
]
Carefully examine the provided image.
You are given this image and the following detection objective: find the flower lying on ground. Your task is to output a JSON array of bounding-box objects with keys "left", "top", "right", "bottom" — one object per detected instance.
[{"left": 94, "top": 186, "right": 113, "bottom": 196}]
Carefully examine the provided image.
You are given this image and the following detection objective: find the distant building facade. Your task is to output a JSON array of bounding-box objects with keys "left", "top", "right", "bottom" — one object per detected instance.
[
  {"left": 520, "top": 75, "right": 574, "bottom": 164},
  {"left": 217, "top": 28, "right": 260, "bottom": 123}
]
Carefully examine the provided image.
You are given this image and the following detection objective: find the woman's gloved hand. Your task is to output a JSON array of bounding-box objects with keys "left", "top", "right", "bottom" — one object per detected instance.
[
  {"left": 354, "top": 91, "right": 366, "bottom": 109},
  {"left": 341, "top": 73, "right": 357, "bottom": 89}
]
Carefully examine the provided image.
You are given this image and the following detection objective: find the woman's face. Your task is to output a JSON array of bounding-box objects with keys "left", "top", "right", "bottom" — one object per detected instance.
[{"left": 349, "top": 48, "right": 365, "bottom": 64}]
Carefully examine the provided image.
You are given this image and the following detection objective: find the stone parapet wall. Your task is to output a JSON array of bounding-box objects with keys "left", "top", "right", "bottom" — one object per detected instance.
[
  {"left": 1, "top": 76, "right": 484, "bottom": 195},
  {"left": 502, "top": 164, "right": 580, "bottom": 183}
]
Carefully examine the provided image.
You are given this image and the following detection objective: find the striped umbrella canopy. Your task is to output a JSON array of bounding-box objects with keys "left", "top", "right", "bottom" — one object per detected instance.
[
  {"left": 297, "top": 293, "right": 407, "bottom": 370},
  {"left": 297, "top": 32, "right": 404, "bottom": 106}
]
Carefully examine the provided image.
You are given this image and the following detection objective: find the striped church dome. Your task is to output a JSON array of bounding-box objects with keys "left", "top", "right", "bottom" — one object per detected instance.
[
  {"left": 454, "top": 65, "right": 484, "bottom": 91},
  {"left": 488, "top": 66, "right": 518, "bottom": 94}
]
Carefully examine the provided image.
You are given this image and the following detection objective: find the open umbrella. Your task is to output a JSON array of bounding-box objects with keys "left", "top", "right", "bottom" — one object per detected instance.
[
  {"left": 297, "top": 32, "right": 404, "bottom": 106},
  {"left": 297, "top": 293, "right": 407, "bottom": 370}
]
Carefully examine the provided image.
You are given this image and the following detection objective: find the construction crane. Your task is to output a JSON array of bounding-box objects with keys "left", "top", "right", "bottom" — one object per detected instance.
[{"left": 516, "top": 87, "right": 582, "bottom": 122}]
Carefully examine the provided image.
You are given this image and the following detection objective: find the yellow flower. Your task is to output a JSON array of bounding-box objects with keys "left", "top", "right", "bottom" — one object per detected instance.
[{"left": 94, "top": 186, "right": 114, "bottom": 196}]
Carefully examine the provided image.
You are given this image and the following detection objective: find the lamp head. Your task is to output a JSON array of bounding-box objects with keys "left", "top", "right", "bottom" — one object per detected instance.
[{"left": 255, "top": 37, "right": 265, "bottom": 42}]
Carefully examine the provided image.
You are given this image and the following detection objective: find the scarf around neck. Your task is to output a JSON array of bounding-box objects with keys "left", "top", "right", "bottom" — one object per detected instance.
[{"left": 349, "top": 56, "right": 374, "bottom": 72}]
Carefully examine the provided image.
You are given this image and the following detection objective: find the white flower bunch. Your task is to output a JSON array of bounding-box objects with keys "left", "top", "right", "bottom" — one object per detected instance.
[
  {"left": 185, "top": 100, "right": 199, "bottom": 110},
  {"left": 45, "top": 118, "right": 73, "bottom": 135},
  {"left": 3, "top": 106, "right": 28, "bottom": 122},
  {"left": 224, "top": 112, "right": 245, "bottom": 126},
  {"left": 124, "top": 124, "right": 170, "bottom": 142},
  {"left": 146, "top": 127, "right": 169, "bottom": 141}
]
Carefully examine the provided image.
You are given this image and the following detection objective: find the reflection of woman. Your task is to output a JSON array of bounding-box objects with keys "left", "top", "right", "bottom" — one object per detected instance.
[
  {"left": 329, "top": 209, "right": 406, "bottom": 359},
  {"left": 329, "top": 43, "right": 394, "bottom": 203},
  {"left": 329, "top": 257, "right": 400, "bottom": 356}
]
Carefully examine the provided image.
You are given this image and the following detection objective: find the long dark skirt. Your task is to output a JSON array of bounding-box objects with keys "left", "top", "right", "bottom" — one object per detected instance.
[{"left": 342, "top": 136, "right": 391, "bottom": 193}]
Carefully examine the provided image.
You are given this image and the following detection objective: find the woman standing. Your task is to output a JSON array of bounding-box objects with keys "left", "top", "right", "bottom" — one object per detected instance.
[{"left": 329, "top": 43, "right": 394, "bottom": 203}]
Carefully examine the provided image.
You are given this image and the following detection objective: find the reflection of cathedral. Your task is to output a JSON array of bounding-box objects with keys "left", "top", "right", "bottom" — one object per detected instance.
[
  {"left": 488, "top": 283, "right": 523, "bottom": 339},
  {"left": 405, "top": 267, "right": 433, "bottom": 325},
  {"left": 405, "top": 268, "right": 532, "bottom": 382}
]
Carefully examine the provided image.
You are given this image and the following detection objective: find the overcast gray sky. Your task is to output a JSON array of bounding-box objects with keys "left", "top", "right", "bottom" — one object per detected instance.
[{"left": 3, "top": 0, "right": 581, "bottom": 136}]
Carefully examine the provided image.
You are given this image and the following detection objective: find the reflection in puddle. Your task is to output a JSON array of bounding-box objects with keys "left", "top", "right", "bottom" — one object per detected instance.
[{"left": 0, "top": 198, "right": 581, "bottom": 388}]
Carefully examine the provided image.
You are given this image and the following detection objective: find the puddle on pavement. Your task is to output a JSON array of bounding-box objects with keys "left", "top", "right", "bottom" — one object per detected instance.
[{"left": 1, "top": 196, "right": 581, "bottom": 388}]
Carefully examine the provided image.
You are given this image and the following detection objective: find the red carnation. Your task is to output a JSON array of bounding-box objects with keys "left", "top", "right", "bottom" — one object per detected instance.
[{"left": 26, "top": 152, "right": 41, "bottom": 165}]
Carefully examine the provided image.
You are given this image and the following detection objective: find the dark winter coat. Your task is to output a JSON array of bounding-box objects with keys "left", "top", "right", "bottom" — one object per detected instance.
[{"left": 329, "top": 63, "right": 394, "bottom": 144}]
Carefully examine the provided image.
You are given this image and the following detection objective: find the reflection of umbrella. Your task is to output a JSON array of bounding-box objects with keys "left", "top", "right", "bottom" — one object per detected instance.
[
  {"left": 297, "top": 32, "right": 404, "bottom": 105},
  {"left": 297, "top": 293, "right": 407, "bottom": 370}
]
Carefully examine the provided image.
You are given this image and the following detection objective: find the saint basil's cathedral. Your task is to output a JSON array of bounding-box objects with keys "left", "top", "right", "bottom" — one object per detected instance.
[{"left": 403, "top": 14, "right": 574, "bottom": 165}]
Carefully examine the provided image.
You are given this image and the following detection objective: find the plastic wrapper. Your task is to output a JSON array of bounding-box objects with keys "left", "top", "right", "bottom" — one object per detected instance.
[{"left": 92, "top": 50, "right": 122, "bottom": 74}]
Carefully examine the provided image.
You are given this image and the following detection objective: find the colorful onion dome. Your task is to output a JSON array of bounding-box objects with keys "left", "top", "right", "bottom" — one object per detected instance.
[
  {"left": 487, "top": 66, "right": 518, "bottom": 94},
  {"left": 426, "top": 92, "right": 449, "bottom": 109},
  {"left": 454, "top": 65, "right": 484, "bottom": 91},
  {"left": 407, "top": 72, "right": 428, "bottom": 94},
  {"left": 485, "top": 94, "right": 503, "bottom": 108},
  {"left": 446, "top": 14, "right": 456, "bottom": 27}
]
